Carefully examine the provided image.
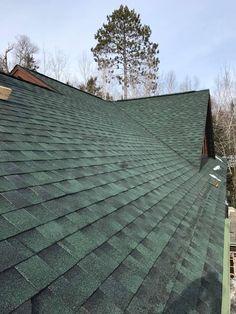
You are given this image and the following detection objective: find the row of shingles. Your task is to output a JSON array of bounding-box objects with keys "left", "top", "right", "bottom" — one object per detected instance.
[
  {"left": 16, "top": 160, "right": 188, "bottom": 253},
  {"left": 0, "top": 114, "right": 144, "bottom": 148},
  {"left": 0, "top": 158, "right": 188, "bottom": 313},
  {"left": 0, "top": 134, "right": 156, "bottom": 162},
  {"left": 75, "top": 163, "right": 205, "bottom": 313},
  {"left": 0, "top": 147, "right": 164, "bottom": 178},
  {"left": 0, "top": 149, "right": 180, "bottom": 253},
  {"left": 0, "top": 151, "right": 177, "bottom": 193},
  {"left": 0, "top": 145, "right": 169, "bottom": 163},
  {"left": 0, "top": 145, "right": 171, "bottom": 217},
  {"left": 29, "top": 161, "right": 193, "bottom": 314},
  {"left": 0, "top": 151, "right": 175, "bottom": 219},
  {"left": 0, "top": 156, "right": 175, "bottom": 245},
  {"left": 0, "top": 93, "right": 125, "bottom": 148},
  {"left": 0, "top": 155, "right": 183, "bottom": 272},
  {"left": 0, "top": 141, "right": 164, "bottom": 177},
  {"left": 0, "top": 124, "right": 159, "bottom": 146},
  {"left": 2, "top": 114, "right": 169, "bottom": 149},
  {"left": 6, "top": 79, "right": 140, "bottom": 140},
  {"left": 0, "top": 154, "right": 170, "bottom": 207},
  {"left": 160, "top": 165, "right": 223, "bottom": 313},
  {"left": 0, "top": 123, "right": 162, "bottom": 152},
  {"left": 0, "top": 103, "right": 143, "bottom": 145},
  {"left": 0, "top": 133, "right": 159, "bottom": 161},
  {"left": 123, "top": 164, "right": 215, "bottom": 314},
  {"left": 0, "top": 145, "right": 160, "bottom": 169},
  {"left": 1, "top": 139, "right": 168, "bottom": 175},
  {"left": 0, "top": 136, "right": 159, "bottom": 152}
]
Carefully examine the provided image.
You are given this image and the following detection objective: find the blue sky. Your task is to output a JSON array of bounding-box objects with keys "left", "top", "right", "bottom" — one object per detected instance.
[{"left": 1, "top": 0, "right": 236, "bottom": 90}]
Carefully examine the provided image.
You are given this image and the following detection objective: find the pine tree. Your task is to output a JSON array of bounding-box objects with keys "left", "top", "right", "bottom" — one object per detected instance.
[
  {"left": 91, "top": 5, "right": 159, "bottom": 99},
  {"left": 79, "top": 76, "right": 113, "bottom": 100},
  {"left": 79, "top": 77, "right": 103, "bottom": 97}
]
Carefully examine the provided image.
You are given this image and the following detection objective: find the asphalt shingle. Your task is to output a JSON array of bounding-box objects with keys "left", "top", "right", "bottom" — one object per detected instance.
[{"left": 0, "top": 68, "right": 227, "bottom": 314}]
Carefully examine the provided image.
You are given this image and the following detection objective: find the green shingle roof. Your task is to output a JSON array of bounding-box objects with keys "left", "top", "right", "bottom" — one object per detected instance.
[
  {"left": 116, "top": 90, "right": 210, "bottom": 167},
  {"left": 0, "top": 69, "right": 227, "bottom": 314}
]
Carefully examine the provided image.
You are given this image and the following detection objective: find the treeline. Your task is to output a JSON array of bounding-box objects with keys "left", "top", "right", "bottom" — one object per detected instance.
[
  {"left": 0, "top": 6, "right": 235, "bottom": 203},
  {"left": 0, "top": 5, "right": 202, "bottom": 100}
]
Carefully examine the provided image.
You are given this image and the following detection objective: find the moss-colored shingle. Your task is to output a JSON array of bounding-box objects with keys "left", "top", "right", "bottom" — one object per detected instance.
[{"left": 0, "top": 69, "right": 226, "bottom": 313}]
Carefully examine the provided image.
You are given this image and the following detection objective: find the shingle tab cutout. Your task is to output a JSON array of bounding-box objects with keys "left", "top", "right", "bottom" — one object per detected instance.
[{"left": 0, "top": 68, "right": 226, "bottom": 314}]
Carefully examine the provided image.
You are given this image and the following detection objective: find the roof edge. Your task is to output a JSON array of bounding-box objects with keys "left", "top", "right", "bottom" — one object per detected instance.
[
  {"left": 10, "top": 65, "right": 55, "bottom": 91},
  {"left": 24, "top": 66, "right": 108, "bottom": 102},
  {"left": 116, "top": 89, "right": 210, "bottom": 102},
  {"left": 0, "top": 69, "right": 58, "bottom": 94}
]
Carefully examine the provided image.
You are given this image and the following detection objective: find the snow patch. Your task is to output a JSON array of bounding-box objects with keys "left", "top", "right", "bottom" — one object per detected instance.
[
  {"left": 216, "top": 156, "right": 223, "bottom": 163},
  {"left": 209, "top": 174, "right": 221, "bottom": 182}
]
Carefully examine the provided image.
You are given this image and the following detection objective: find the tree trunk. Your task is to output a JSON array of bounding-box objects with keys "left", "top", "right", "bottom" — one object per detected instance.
[
  {"left": 123, "top": 61, "right": 128, "bottom": 99},
  {"left": 123, "top": 29, "right": 128, "bottom": 99}
]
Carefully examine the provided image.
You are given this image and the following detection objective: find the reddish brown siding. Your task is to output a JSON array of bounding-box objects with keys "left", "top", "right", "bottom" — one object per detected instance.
[{"left": 11, "top": 67, "right": 54, "bottom": 91}]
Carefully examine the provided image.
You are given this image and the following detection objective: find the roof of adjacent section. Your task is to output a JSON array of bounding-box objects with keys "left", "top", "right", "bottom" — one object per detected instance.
[
  {"left": 116, "top": 91, "right": 210, "bottom": 167},
  {"left": 0, "top": 69, "right": 227, "bottom": 314}
]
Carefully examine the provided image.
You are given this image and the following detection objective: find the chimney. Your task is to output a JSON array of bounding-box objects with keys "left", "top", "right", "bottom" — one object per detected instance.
[{"left": 0, "top": 86, "right": 12, "bottom": 100}]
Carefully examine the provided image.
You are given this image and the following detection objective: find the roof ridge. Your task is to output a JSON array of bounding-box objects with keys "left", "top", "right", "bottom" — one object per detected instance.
[
  {"left": 7, "top": 66, "right": 210, "bottom": 103},
  {"left": 0, "top": 70, "right": 59, "bottom": 94},
  {"left": 18, "top": 65, "right": 107, "bottom": 102},
  {"left": 116, "top": 89, "right": 210, "bottom": 102}
]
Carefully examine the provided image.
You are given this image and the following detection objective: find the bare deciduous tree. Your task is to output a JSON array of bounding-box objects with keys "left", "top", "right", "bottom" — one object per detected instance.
[
  {"left": 212, "top": 66, "right": 236, "bottom": 205},
  {"left": 13, "top": 35, "right": 39, "bottom": 70},
  {"left": 165, "top": 70, "right": 177, "bottom": 94},
  {"left": 179, "top": 75, "right": 199, "bottom": 92},
  {"left": 49, "top": 49, "right": 69, "bottom": 81},
  {"left": 41, "top": 49, "right": 70, "bottom": 82},
  {"left": 77, "top": 52, "right": 95, "bottom": 84},
  {"left": 0, "top": 44, "right": 14, "bottom": 73},
  {"left": 0, "top": 35, "right": 39, "bottom": 72},
  {"left": 156, "top": 70, "right": 183, "bottom": 95}
]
